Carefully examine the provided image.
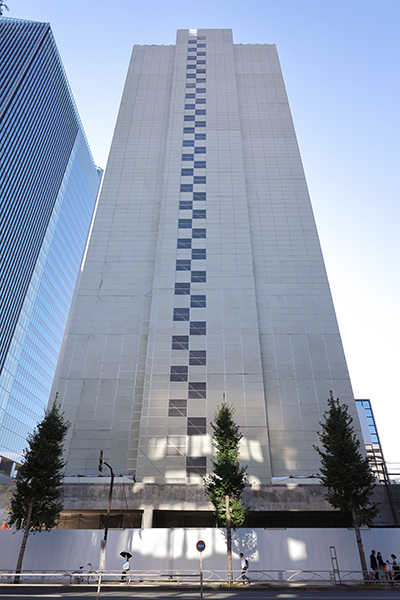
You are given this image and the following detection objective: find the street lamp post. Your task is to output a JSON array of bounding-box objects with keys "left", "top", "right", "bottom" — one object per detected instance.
[{"left": 98, "top": 450, "right": 114, "bottom": 570}]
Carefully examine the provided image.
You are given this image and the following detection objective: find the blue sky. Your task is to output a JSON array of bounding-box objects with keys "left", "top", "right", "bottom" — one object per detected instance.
[{"left": 5, "top": 0, "right": 400, "bottom": 468}]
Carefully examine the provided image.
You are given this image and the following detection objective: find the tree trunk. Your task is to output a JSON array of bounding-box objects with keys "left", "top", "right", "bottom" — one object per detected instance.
[
  {"left": 14, "top": 497, "right": 34, "bottom": 583},
  {"left": 351, "top": 505, "right": 368, "bottom": 580},
  {"left": 226, "top": 494, "right": 232, "bottom": 586}
]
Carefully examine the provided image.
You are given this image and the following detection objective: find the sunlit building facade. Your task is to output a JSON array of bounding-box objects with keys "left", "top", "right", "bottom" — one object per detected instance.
[
  {"left": 0, "top": 18, "right": 101, "bottom": 474},
  {"left": 55, "top": 28, "right": 362, "bottom": 489}
]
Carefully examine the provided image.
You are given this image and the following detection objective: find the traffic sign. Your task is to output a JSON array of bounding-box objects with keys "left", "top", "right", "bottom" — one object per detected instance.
[{"left": 196, "top": 540, "right": 206, "bottom": 552}]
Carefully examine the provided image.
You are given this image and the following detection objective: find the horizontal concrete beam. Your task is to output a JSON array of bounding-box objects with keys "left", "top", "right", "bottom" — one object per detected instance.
[{"left": 0, "top": 481, "right": 396, "bottom": 526}]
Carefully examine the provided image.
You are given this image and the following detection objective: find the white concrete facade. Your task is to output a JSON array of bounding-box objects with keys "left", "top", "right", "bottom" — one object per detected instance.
[{"left": 54, "top": 29, "right": 360, "bottom": 484}]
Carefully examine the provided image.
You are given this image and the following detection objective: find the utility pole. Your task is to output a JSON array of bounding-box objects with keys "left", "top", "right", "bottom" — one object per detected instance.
[{"left": 98, "top": 451, "right": 114, "bottom": 571}]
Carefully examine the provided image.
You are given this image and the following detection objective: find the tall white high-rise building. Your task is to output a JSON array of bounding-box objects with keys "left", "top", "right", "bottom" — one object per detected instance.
[{"left": 55, "top": 29, "right": 361, "bottom": 491}]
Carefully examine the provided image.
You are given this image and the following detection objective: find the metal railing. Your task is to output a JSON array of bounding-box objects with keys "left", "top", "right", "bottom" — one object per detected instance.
[{"left": 1, "top": 568, "right": 399, "bottom": 586}]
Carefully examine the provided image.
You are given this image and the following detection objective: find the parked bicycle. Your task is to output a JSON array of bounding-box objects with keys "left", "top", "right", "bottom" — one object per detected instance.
[{"left": 70, "top": 563, "right": 98, "bottom": 584}]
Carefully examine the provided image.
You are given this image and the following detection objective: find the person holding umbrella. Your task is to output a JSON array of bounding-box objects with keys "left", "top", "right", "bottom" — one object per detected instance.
[{"left": 120, "top": 551, "right": 131, "bottom": 584}]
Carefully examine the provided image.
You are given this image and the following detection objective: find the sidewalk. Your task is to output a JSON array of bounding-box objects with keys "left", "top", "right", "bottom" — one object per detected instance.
[{"left": 0, "top": 579, "right": 393, "bottom": 591}]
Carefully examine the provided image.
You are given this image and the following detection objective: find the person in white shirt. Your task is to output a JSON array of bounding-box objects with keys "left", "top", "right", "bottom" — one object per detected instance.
[{"left": 239, "top": 553, "right": 250, "bottom": 584}]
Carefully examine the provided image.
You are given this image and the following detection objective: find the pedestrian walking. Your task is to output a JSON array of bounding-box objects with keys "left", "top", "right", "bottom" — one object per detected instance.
[
  {"left": 387, "top": 554, "right": 400, "bottom": 583},
  {"left": 120, "top": 551, "right": 131, "bottom": 584},
  {"left": 370, "top": 550, "right": 378, "bottom": 581},
  {"left": 377, "top": 552, "right": 388, "bottom": 582},
  {"left": 239, "top": 553, "right": 250, "bottom": 585}
]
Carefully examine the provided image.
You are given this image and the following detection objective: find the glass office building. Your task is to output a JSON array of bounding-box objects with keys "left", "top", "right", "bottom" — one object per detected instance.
[{"left": 0, "top": 18, "right": 101, "bottom": 474}]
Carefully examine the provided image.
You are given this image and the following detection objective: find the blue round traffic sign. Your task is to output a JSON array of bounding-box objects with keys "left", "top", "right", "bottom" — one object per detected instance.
[{"left": 196, "top": 540, "right": 206, "bottom": 552}]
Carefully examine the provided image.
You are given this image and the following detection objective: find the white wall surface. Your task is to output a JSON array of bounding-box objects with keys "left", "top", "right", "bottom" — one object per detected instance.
[{"left": 1, "top": 527, "right": 399, "bottom": 577}]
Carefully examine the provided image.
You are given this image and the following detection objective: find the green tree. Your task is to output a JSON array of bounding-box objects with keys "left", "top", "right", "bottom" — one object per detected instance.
[
  {"left": 204, "top": 401, "right": 247, "bottom": 585},
  {"left": 314, "top": 392, "right": 380, "bottom": 578},
  {"left": 7, "top": 402, "right": 69, "bottom": 580}
]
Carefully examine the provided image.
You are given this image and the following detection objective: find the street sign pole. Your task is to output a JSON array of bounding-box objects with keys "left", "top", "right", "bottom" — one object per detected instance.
[
  {"left": 196, "top": 540, "right": 206, "bottom": 600},
  {"left": 200, "top": 554, "right": 203, "bottom": 600}
]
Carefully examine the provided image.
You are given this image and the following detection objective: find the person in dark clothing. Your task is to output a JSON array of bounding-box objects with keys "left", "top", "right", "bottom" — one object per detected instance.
[{"left": 370, "top": 550, "right": 378, "bottom": 581}]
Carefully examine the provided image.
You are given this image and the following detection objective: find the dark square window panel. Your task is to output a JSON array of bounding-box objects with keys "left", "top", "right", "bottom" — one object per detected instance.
[
  {"left": 175, "top": 283, "right": 190, "bottom": 295},
  {"left": 192, "top": 229, "right": 206, "bottom": 239},
  {"left": 198, "top": 43, "right": 206, "bottom": 47},
  {"left": 191, "top": 271, "right": 206, "bottom": 283},
  {"left": 188, "top": 417, "right": 207, "bottom": 435},
  {"left": 196, "top": 88, "right": 206, "bottom": 94},
  {"left": 191, "top": 295, "right": 206, "bottom": 308},
  {"left": 195, "top": 133, "right": 206, "bottom": 140},
  {"left": 186, "top": 457, "right": 206, "bottom": 476},
  {"left": 187, "top": 73, "right": 196, "bottom": 79},
  {"left": 193, "top": 210, "right": 206, "bottom": 219},
  {"left": 189, "top": 357, "right": 206, "bottom": 367},
  {"left": 182, "top": 154, "right": 194, "bottom": 161},
  {"left": 176, "top": 259, "right": 191, "bottom": 271},
  {"left": 191, "top": 249, "right": 206, "bottom": 260},
  {"left": 183, "top": 140, "right": 194, "bottom": 147},
  {"left": 193, "top": 192, "right": 206, "bottom": 201},
  {"left": 177, "top": 238, "right": 191, "bottom": 249},
  {"left": 197, "top": 60, "right": 206, "bottom": 65},
  {"left": 184, "top": 115, "right": 195, "bottom": 121},
  {"left": 194, "top": 147, "right": 206, "bottom": 154},
  {"left": 186, "top": 83, "right": 195, "bottom": 88},
  {"left": 172, "top": 336, "right": 189, "bottom": 350},
  {"left": 196, "top": 98, "right": 206, "bottom": 104},
  {"left": 195, "top": 109, "right": 206, "bottom": 115},
  {"left": 197, "top": 36, "right": 206, "bottom": 40},
  {"left": 188, "top": 382, "right": 207, "bottom": 399},
  {"left": 183, "top": 127, "right": 195, "bottom": 133},
  {"left": 197, "top": 69, "right": 206, "bottom": 74},
  {"left": 169, "top": 399, "right": 187, "bottom": 417},
  {"left": 189, "top": 350, "right": 206, "bottom": 366},
  {"left": 188, "top": 40, "right": 197, "bottom": 44},
  {"left": 178, "top": 219, "right": 192, "bottom": 229},
  {"left": 187, "top": 56, "right": 196, "bottom": 61},
  {"left": 174, "top": 308, "right": 190, "bottom": 321},
  {"left": 185, "top": 93, "right": 195, "bottom": 98},
  {"left": 190, "top": 321, "right": 206, "bottom": 336},
  {"left": 170, "top": 366, "right": 188, "bottom": 382},
  {"left": 194, "top": 161, "right": 206, "bottom": 169},
  {"left": 195, "top": 122, "right": 206, "bottom": 129},
  {"left": 181, "top": 169, "right": 194, "bottom": 177},
  {"left": 197, "top": 51, "right": 206, "bottom": 55},
  {"left": 193, "top": 176, "right": 206, "bottom": 184},
  {"left": 179, "top": 200, "right": 192, "bottom": 210},
  {"left": 196, "top": 78, "right": 206, "bottom": 84},
  {"left": 180, "top": 184, "right": 193, "bottom": 192}
]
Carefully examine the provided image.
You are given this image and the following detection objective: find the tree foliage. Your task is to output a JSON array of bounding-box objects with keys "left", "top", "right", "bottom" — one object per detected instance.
[
  {"left": 314, "top": 391, "right": 380, "bottom": 525},
  {"left": 204, "top": 403, "right": 247, "bottom": 528},
  {"left": 8, "top": 404, "right": 69, "bottom": 532}
]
